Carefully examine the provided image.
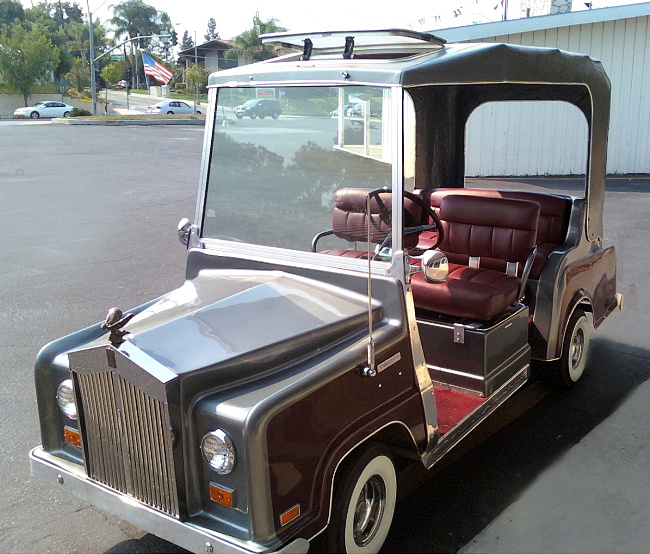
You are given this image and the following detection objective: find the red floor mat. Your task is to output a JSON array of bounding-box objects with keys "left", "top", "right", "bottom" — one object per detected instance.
[{"left": 434, "top": 387, "right": 486, "bottom": 435}]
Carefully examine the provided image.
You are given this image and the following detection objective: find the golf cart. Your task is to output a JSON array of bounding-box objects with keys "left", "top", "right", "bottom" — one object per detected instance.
[{"left": 30, "top": 29, "right": 620, "bottom": 554}]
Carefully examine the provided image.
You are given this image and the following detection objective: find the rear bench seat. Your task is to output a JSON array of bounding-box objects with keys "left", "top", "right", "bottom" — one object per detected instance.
[
  {"left": 418, "top": 188, "right": 571, "bottom": 279},
  {"left": 411, "top": 194, "right": 540, "bottom": 320}
]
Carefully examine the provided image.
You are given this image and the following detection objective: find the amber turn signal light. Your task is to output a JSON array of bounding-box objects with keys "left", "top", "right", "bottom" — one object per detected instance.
[
  {"left": 63, "top": 426, "right": 81, "bottom": 448},
  {"left": 280, "top": 504, "right": 300, "bottom": 526},
  {"left": 209, "top": 483, "right": 234, "bottom": 508}
]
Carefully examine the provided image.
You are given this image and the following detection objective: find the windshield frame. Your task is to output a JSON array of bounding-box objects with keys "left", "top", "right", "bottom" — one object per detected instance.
[{"left": 196, "top": 83, "right": 407, "bottom": 279}]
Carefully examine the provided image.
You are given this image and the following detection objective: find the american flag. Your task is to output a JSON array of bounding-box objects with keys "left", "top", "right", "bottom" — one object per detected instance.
[{"left": 141, "top": 52, "right": 173, "bottom": 84}]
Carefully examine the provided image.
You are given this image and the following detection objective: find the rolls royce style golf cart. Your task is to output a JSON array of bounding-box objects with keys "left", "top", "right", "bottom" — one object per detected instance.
[{"left": 31, "top": 29, "right": 621, "bottom": 554}]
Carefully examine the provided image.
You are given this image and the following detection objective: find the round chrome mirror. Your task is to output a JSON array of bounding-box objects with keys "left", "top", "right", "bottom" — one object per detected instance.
[
  {"left": 421, "top": 250, "right": 449, "bottom": 283},
  {"left": 177, "top": 218, "right": 192, "bottom": 246}
]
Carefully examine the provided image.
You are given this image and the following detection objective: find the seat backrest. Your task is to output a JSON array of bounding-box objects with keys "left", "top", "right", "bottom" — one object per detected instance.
[
  {"left": 438, "top": 194, "right": 540, "bottom": 273},
  {"left": 425, "top": 188, "right": 570, "bottom": 247},
  {"left": 331, "top": 188, "right": 421, "bottom": 247}
]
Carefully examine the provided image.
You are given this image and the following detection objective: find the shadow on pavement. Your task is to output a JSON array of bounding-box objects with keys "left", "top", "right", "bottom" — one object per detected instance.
[{"left": 382, "top": 337, "right": 650, "bottom": 552}]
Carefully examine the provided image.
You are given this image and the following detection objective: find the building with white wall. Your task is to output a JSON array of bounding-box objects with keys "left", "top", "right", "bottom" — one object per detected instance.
[{"left": 433, "top": 3, "right": 650, "bottom": 175}]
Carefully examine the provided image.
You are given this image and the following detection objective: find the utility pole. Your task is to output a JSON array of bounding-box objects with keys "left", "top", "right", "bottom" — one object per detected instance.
[
  {"left": 86, "top": 0, "right": 97, "bottom": 114},
  {"left": 194, "top": 30, "right": 199, "bottom": 113}
]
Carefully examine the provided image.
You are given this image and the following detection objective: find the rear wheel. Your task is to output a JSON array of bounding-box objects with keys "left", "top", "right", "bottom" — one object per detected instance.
[
  {"left": 63, "top": 111, "right": 70, "bottom": 117},
  {"left": 167, "top": 110, "right": 174, "bottom": 114},
  {"left": 326, "top": 445, "right": 396, "bottom": 553},
  {"left": 250, "top": 111, "right": 257, "bottom": 119},
  {"left": 541, "top": 309, "right": 591, "bottom": 387},
  {"left": 272, "top": 111, "right": 280, "bottom": 119}
]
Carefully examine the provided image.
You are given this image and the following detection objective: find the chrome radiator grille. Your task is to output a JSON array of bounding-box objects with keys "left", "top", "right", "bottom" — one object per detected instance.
[{"left": 76, "top": 370, "right": 179, "bottom": 517}]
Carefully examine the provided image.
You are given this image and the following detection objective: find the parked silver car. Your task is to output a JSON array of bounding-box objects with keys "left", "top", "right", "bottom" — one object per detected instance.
[
  {"left": 147, "top": 100, "right": 200, "bottom": 115},
  {"left": 13, "top": 101, "right": 74, "bottom": 119}
]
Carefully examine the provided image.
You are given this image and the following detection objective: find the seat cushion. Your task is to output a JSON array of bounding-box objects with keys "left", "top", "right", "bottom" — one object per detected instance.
[
  {"left": 411, "top": 263, "right": 520, "bottom": 320},
  {"left": 319, "top": 249, "right": 368, "bottom": 258}
]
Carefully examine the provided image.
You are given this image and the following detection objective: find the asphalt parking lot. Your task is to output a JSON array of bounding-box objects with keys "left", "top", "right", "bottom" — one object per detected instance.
[{"left": 0, "top": 121, "right": 648, "bottom": 553}]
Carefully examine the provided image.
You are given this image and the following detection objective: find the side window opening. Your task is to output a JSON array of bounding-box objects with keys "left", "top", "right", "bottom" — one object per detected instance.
[{"left": 465, "top": 100, "right": 588, "bottom": 193}]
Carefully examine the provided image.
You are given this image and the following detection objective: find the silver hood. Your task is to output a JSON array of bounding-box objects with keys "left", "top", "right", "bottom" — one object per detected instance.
[{"left": 105, "top": 269, "right": 376, "bottom": 377}]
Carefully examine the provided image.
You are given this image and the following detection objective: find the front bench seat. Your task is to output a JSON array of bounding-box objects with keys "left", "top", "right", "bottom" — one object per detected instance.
[
  {"left": 411, "top": 195, "right": 540, "bottom": 320},
  {"left": 314, "top": 188, "right": 422, "bottom": 258}
]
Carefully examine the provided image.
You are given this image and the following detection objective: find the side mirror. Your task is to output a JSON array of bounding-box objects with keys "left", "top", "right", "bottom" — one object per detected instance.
[
  {"left": 421, "top": 250, "right": 449, "bottom": 283},
  {"left": 177, "top": 218, "right": 192, "bottom": 246}
]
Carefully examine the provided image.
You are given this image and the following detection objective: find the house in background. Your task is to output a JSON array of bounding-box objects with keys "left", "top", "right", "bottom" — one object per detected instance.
[
  {"left": 431, "top": 2, "right": 650, "bottom": 176},
  {"left": 177, "top": 39, "right": 240, "bottom": 73}
]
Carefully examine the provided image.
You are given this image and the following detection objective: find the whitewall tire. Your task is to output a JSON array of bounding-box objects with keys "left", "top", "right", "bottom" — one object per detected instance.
[{"left": 327, "top": 445, "right": 397, "bottom": 554}]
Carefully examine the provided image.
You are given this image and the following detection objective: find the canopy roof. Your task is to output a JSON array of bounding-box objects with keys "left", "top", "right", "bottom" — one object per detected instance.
[{"left": 207, "top": 30, "right": 610, "bottom": 242}]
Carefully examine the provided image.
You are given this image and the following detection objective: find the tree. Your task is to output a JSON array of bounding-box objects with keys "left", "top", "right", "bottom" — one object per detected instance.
[
  {"left": 110, "top": 0, "right": 169, "bottom": 88},
  {"left": 66, "top": 57, "right": 89, "bottom": 92},
  {"left": 0, "top": 21, "right": 60, "bottom": 105},
  {"left": 204, "top": 17, "right": 218, "bottom": 41},
  {"left": 186, "top": 63, "right": 207, "bottom": 94},
  {"left": 0, "top": 0, "right": 24, "bottom": 27},
  {"left": 226, "top": 15, "right": 285, "bottom": 64},
  {"left": 180, "top": 30, "right": 193, "bottom": 50},
  {"left": 55, "top": 77, "right": 71, "bottom": 100},
  {"left": 110, "top": 0, "right": 167, "bottom": 45},
  {"left": 100, "top": 60, "right": 125, "bottom": 112}
]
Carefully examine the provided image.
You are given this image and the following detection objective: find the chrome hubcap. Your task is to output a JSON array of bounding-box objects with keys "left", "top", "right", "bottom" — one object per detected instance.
[
  {"left": 353, "top": 475, "right": 386, "bottom": 547},
  {"left": 570, "top": 328, "right": 584, "bottom": 370}
]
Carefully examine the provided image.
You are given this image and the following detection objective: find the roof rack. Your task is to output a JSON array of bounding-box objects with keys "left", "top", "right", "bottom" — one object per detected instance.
[{"left": 260, "top": 29, "right": 446, "bottom": 60}]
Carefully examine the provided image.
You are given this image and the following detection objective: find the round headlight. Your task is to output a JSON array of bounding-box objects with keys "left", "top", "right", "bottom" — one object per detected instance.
[
  {"left": 201, "top": 429, "right": 236, "bottom": 474},
  {"left": 56, "top": 379, "right": 77, "bottom": 420}
]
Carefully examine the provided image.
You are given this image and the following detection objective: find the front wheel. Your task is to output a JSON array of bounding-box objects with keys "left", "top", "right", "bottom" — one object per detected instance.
[
  {"left": 30, "top": 111, "right": 40, "bottom": 119},
  {"left": 326, "top": 445, "right": 397, "bottom": 553}
]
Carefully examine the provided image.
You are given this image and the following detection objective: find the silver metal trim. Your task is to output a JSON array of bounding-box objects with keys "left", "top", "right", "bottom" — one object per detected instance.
[
  {"left": 195, "top": 87, "right": 218, "bottom": 241},
  {"left": 453, "top": 324, "right": 465, "bottom": 344},
  {"left": 506, "top": 261, "right": 518, "bottom": 276},
  {"left": 30, "top": 447, "right": 309, "bottom": 554},
  {"left": 469, "top": 256, "right": 480, "bottom": 268}
]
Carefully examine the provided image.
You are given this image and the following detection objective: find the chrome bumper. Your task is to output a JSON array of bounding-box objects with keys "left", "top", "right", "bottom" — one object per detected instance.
[{"left": 30, "top": 447, "right": 309, "bottom": 554}]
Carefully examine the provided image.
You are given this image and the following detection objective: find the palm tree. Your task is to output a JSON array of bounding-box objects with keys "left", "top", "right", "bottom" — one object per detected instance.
[
  {"left": 227, "top": 15, "right": 285, "bottom": 64},
  {"left": 109, "top": 0, "right": 164, "bottom": 88}
]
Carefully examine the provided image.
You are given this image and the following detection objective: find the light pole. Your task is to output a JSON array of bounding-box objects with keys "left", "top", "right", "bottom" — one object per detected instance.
[
  {"left": 86, "top": 0, "right": 97, "bottom": 114},
  {"left": 194, "top": 31, "right": 199, "bottom": 113}
]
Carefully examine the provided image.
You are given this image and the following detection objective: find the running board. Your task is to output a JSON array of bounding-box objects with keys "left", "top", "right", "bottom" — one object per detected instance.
[{"left": 421, "top": 364, "right": 530, "bottom": 469}]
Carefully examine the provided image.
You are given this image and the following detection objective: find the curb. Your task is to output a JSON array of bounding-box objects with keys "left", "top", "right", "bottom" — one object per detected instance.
[{"left": 52, "top": 117, "right": 205, "bottom": 126}]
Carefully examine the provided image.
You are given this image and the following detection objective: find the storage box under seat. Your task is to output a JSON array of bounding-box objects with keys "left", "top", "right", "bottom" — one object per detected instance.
[{"left": 417, "top": 305, "right": 531, "bottom": 397}]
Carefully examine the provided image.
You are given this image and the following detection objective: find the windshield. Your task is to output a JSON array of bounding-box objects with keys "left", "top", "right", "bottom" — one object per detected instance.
[{"left": 203, "top": 86, "right": 394, "bottom": 257}]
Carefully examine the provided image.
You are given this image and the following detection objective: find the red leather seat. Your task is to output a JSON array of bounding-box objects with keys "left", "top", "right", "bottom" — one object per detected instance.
[
  {"left": 419, "top": 188, "right": 570, "bottom": 278},
  {"left": 317, "top": 188, "right": 421, "bottom": 257},
  {"left": 411, "top": 194, "right": 540, "bottom": 320}
]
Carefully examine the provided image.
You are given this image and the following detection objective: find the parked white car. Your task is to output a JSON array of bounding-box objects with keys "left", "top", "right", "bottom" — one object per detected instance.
[
  {"left": 147, "top": 100, "right": 200, "bottom": 115},
  {"left": 13, "top": 102, "right": 74, "bottom": 119}
]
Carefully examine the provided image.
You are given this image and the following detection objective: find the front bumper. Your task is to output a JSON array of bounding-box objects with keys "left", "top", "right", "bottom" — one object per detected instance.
[{"left": 30, "top": 447, "right": 309, "bottom": 554}]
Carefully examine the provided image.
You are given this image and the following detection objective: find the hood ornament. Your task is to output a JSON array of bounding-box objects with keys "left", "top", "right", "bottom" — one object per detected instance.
[{"left": 101, "top": 307, "right": 135, "bottom": 346}]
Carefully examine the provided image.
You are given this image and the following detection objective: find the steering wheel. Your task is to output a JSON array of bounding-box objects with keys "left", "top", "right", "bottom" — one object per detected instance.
[{"left": 367, "top": 188, "right": 444, "bottom": 251}]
